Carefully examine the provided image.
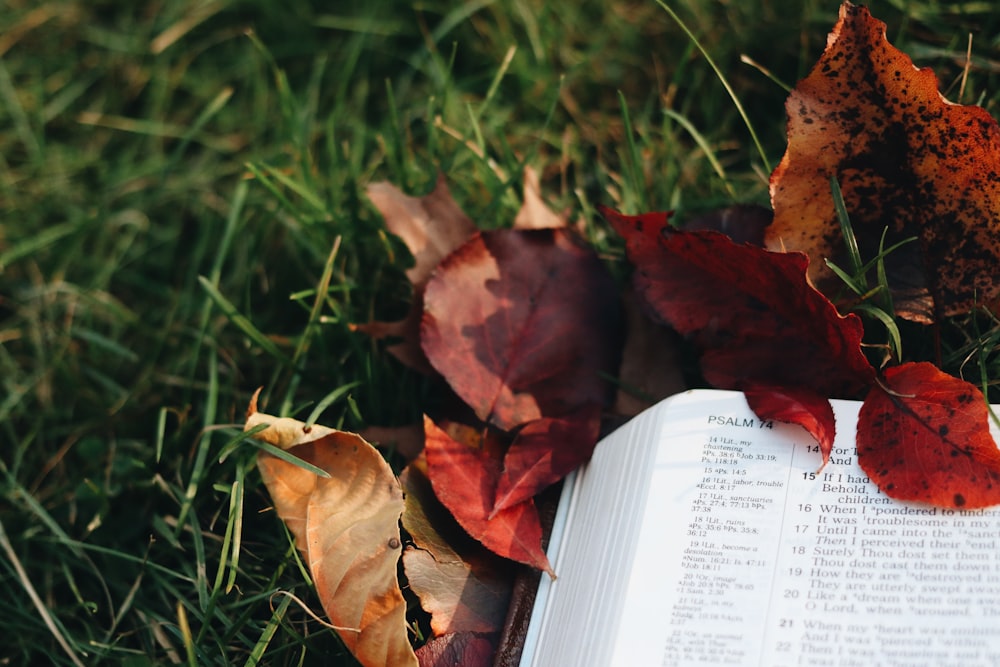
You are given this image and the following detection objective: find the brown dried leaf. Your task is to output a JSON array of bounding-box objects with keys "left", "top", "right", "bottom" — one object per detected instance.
[
  {"left": 400, "top": 465, "right": 514, "bottom": 636},
  {"left": 246, "top": 402, "right": 417, "bottom": 667},
  {"left": 362, "top": 176, "right": 478, "bottom": 373},
  {"left": 361, "top": 422, "right": 426, "bottom": 461},
  {"left": 350, "top": 303, "right": 435, "bottom": 375},
  {"left": 367, "top": 174, "right": 477, "bottom": 289},
  {"left": 513, "top": 166, "right": 566, "bottom": 230}
]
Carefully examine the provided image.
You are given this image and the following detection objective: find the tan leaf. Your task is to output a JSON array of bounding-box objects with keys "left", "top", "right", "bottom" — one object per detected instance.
[
  {"left": 350, "top": 300, "right": 435, "bottom": 375},
  {"left": 367, "top": 174, "right": 477, "bottom": 289},
  {"left": 513, "top": 166, "right": 566, "bottom": 230},
  {"left": 246, "top": 399, "right": 418, "bottom": 667},
  {"left": 400, "top": 465, "right": 514, "bottom": 636}
]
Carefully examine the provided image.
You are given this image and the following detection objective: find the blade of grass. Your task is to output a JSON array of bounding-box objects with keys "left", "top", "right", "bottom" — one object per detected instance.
[
  {"left": 244, "top": 593, "right": 292, "bottom": 667},
  {"left": 174, "top": 344, "right": 219, "bottom": 540},
  {"left": 303, "top": 382, "right": 363, "bottom": 430},
  {"left": 287, "top": 236, "right": 342, "bottom": 375},
  {"left": 198, "top": 277, "right": 289, "bottom": 363},
  {"left": 854, "top": 302, "right": 904, "bottom": 361},
  {"left": 662, "top": 108, "right": 735, "bottom": 198},
  {"left": 0, "top": 518, "right": 86, "bottom": 667},
  {"left": 830, "top": 176, "right": 864, "bottom": 279},
  {"left": 655, "top": 1, "right": 772, "bottom": 173},
  {"left": 245, "top": 439, "right": 332, "bottom": 479},
  {"left": 225, "top": 464, "right": 245, "bottom": 594},
  {"left": 163, "top": 85, "right": 235, "bottom": 177},
  {"left": 473, "top": 44, "right": 517, "bottom": 124},
  {"left": 0, "top": 221, "right": 78, "bottom": 271},
  {"left": 617, "top": 91, "right": 647, "bottom": 211},
  {"left": 176, "top": 600, "right": 198, "bottom": 667}
]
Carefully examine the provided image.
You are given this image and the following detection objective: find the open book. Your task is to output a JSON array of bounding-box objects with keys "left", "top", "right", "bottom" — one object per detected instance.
[{"left": 519, "top": 390, "right": 1000, "bottom": 666}]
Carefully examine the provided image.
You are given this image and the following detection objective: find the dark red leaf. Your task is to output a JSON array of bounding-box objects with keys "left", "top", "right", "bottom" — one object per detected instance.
[
  {"left": 423, "top": 416, "right": 554, "bottom": 575},
  {"left": 857, "top": 362, "right": 1000, "bottom": 508},
  {"left": 421, "top": 229, "right": 622, "bottom": 430},
  {"left": 744, "top": 383, "right": 836, "bottom": 467},
  {"left": 492, "top": 405, "right": 601, "bottom": 515},
  {"left": 604, "top": 207, "right": 873, "bottom": 398},
  {"left": 613, "top": 290, "right": 687, "bottom": 417},
  {"left": 416, "top": 632, "right": 496, "bottom": 667}
]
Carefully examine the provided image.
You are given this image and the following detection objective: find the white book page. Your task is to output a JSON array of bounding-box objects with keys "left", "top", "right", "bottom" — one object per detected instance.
[
  {"left": 613, "top": 393, "right": 1000, "bottom": 667},
  {"left": 523, "top": 390, "right": 1000, "bottom": 667}
]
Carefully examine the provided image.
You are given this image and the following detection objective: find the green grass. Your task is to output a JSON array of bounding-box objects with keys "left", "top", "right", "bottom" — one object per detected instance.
[{"left": 3, "top": 0, "right": 1000, "bottom": 663}]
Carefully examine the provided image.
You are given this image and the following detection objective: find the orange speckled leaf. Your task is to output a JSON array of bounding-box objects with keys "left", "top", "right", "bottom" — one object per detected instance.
[
  {"left": 246, "top": 406, "right": 418, "bottom": 667},
  {"left": 857, "top": 362, "right": 1000, "bottom": 509},
  {"left": 769, "top": 1, "right": 1000, "bottom": 321}
]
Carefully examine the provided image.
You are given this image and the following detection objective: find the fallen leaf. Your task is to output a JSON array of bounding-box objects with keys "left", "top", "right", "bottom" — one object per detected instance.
[
  {"left": 351, "top": 303, "right": 435, "bottom": 375},
  {"left": 513, "top": 166, "right": 566, "bottom": 230},
  {"left": 358, "top": 175, "right": 479, "bottom": 373},
  {"left": 361, "top": 422, "right": 426, "bottom": 461},
  {"left": 492, "top": 405, "right": 601, "bottom": 514},
  {"left": 613, "top": 290, "right": 687, "bottom": 417},
  {"left": 422, "top": 416, "right": 554, "bottom": 575},
  {"left": 400, "top": 465, "right": 514, "bottom": 636},
  {"left": 857, "top": 362, "right": 1000, "bottom": 508},
  {"left": 416, "top": 632, "right": 496, "bottom": 667},
  {"left": 744, "top": 383, "right": 836, "bottom": 467},
  {"left": 368, "top": 175, "right": 478, "bottom": 289},
  {"left": 246, "top": 402, "right": 417, "bottom": 667},
  {"left": 421, "top": 228, "right": 622, "bottom": 430},
  {"left": 604, "top": 207, "right": 874, "bottom": 399},
  {"left": 768, "top": 1, "right": 1000, "bottom": 321}
]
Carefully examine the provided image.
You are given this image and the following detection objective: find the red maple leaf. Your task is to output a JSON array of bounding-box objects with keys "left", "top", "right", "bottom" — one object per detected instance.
[
  {"left": 744, "top": 383, "right": 837, "bottom": 467},
  {"left": 492, "top": 405, "right": 601, "bottom": 514},
  {"left": 423, "top": 416, "right": 554, "bottom": 575},
  {"left": 857, "top": 362, "right": 1000, "bottom": 508},
  {"left": 604, "top": 207, "right": 874, "bottom": 462}
]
